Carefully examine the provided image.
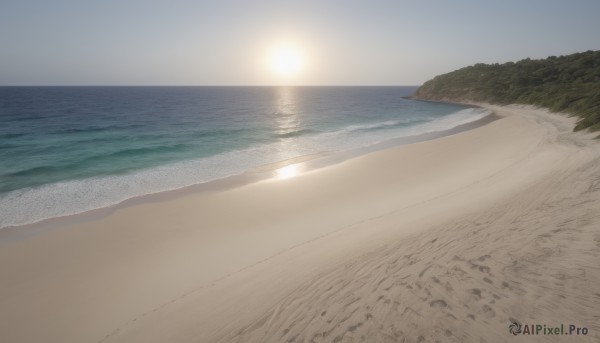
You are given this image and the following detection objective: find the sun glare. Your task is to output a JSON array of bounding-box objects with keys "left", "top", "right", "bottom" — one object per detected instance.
[
  {"left": 276, "top": 164, "right": 301, "bottom": 180},
  {"left": 270, "top": 44, "right": 303, "bottom": 76}
]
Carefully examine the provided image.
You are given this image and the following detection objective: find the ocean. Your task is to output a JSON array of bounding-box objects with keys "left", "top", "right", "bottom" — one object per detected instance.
[{"left": 0, "top": 86, "right": 490, "bottom": 228}]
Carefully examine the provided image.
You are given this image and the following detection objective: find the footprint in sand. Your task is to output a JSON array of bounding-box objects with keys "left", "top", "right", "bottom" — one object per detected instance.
[
  {"left": 478, "top": 254, "right": 491, "bottom": 262},
  {"left": 482, "top": 304, "right": 496, "bottom": 318},
  {"left": 469, "top": 288, "right": 482, "bottom": 300},
  {"left": 478, "top": 265, "right": 491, "bottom": 274},
  {"left": 430, "top": 299, "right": 448, "bottom": 308}
]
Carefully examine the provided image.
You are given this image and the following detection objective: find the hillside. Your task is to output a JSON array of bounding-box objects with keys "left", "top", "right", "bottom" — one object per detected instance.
[{"left": 413, "top": 50, "right": 600, "bottom": 131}]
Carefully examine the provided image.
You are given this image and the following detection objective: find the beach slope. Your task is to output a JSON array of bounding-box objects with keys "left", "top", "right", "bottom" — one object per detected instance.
[{"left": 0, "top": 105, "right": 599, "bottom": 343}]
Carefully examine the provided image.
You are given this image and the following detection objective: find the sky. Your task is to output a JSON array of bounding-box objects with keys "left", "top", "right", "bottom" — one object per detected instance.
[{"left": 1, "top": 0, "right": 600, "bottom": 86}]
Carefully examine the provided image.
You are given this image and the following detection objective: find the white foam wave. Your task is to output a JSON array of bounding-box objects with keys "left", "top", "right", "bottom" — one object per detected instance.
[
  {"left": 314, "top": 107, "right": 490, "bottom": 150},
  {"left": 341, "top": 120, "right": 404, "bottom": 132}
]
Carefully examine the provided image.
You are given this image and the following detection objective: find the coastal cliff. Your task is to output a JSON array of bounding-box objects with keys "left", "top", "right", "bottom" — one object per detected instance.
[{"left": 413, "top": 50, "right": 600, "bottom": 131}]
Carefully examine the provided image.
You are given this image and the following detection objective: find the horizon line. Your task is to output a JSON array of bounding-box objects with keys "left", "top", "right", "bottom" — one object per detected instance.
[{"left": 0, "top": 84, "right": 422, "bottom": 87}]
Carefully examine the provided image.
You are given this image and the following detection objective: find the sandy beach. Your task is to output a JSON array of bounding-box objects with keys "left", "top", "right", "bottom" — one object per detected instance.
[{"left": 1, "top": 104, "right": 599, "bottom": 342}]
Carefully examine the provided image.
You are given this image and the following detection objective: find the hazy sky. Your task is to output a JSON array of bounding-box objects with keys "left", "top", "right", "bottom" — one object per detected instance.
[{"left": 1, "top": 0, "right": 600, "bottom": 86}]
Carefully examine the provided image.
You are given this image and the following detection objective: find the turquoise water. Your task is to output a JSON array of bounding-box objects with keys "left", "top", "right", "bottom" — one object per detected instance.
[{"left": 0, "top": 86, "right": 489, "bottom": 228}]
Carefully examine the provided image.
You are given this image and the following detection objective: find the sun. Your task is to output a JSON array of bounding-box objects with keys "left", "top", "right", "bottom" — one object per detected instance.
[{"left": 270, "top": 44, "right": 303, "bottom": 76}]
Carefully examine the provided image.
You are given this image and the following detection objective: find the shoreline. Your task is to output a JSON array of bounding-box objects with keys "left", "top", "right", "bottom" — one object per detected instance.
[
  {"left": 0, "top": 109, "right": 497, "bottom": 242},
  {"left": 1, "top": 104, "right": 598, "bottom": 342}
]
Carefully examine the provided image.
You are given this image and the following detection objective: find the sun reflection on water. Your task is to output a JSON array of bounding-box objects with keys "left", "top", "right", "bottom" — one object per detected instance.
[
  {"left": 270, "top": 88, "right": 308, "bottom": 180},
  {"left": 274, "top": 87, "right": 300, "bottom": 136}
]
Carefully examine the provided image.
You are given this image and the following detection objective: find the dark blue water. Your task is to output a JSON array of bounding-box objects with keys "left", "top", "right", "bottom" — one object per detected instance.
[{"left": 0, "top": 86, "right": 489, "bottom": 227}]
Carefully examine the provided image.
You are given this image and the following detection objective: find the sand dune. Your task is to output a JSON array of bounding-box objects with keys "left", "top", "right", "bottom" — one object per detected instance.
[{"left": 1, "top": 105, "right": 599, "bottom": 343}]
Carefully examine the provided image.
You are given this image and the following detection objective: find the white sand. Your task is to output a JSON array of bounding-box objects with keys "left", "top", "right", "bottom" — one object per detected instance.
[{"left": 0, "top": 105, "right": 599, "bottom": 343}]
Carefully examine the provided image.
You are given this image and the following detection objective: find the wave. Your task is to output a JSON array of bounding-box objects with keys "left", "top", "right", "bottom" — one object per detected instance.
[
  {"left": 324, "top": 107, "right": 489, "bottom": 140},
  {"left": 87, "top": 144, "right": 191, "bottom": 160},
  {"left": 406, "top": 107, "right": 491, "bottom": 135},
  {"left": 0, "top": 106, "right": 491, "bottom": 228},
  {"left": 0, "top": 145, "right": 279, "bottom": 228},
  {"left": 0, "top": 132, "right": 28, "bottom": 139},
  {"left": 0, "top": 143, "right": 19, "bottom": 150},
  {"left": 0, "top": 143, "right": 195, "bottom": 194},
  {"left": 193, "top": 128, "right": 248, "bottom": 139},
  {"left": 3, "top": 165, "right": 62, "bottom": 178},
  {"left": 273, "top": 128, "right": 317, "bottom": 138},
  {"left": 50, "top": 126, "right": 111, "bottom": 135},
  {"left": 4, "top": 115, "right": 46, "bottom": 122},
  {"left": 337, "top": 118, "right": 426, "bottom": 134}
]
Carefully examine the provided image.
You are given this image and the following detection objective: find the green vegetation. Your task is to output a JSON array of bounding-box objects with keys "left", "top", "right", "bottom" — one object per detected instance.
[{"left": 413, "top": 50, "right": 600, "bottom": 131}]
